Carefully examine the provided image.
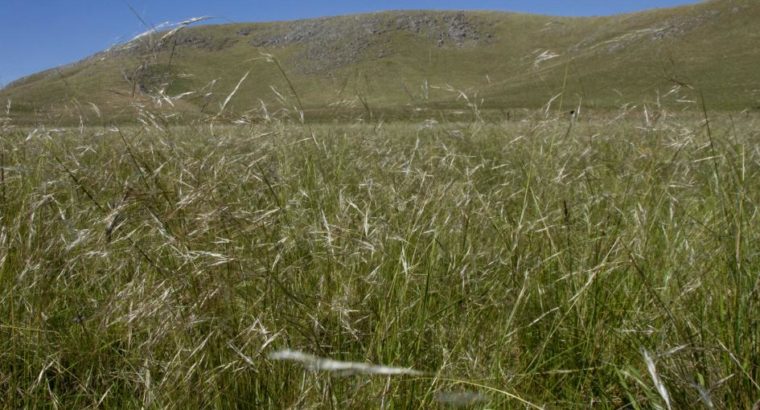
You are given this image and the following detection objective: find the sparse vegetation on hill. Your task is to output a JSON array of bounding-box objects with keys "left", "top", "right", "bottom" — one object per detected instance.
[{"left": 2, "top": 0, "right": 760, "bottom": 124}]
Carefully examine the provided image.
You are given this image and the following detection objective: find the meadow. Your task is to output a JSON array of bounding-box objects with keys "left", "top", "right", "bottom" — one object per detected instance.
[{"left": 0, "top": 102, "right": 758, "bottom": 409}]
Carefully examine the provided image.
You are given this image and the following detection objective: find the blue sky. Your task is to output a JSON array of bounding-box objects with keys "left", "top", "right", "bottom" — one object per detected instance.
[{"left": 0, "top": 0, "right": 701, "bottom": 87}]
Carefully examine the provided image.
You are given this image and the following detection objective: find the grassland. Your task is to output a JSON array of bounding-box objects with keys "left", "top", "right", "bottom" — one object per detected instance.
[
  {"left": 2, "top": 0, "right": 760, "bottom": 124},
  {"left": 1, "top": 98, "right": 759, "bottom": 407},
  {"left": 1, "top": 2, "right": 760, "bottom": 407}
]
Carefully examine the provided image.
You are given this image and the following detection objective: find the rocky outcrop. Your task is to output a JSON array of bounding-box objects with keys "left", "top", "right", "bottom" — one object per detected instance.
[{"left": 242, "top": 12, "right": 494, "bottom": 73}]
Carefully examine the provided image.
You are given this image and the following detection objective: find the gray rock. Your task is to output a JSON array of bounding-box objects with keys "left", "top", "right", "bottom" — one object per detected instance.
[{"left": 247, "top": 12, "right": 495, "bottom": 73}]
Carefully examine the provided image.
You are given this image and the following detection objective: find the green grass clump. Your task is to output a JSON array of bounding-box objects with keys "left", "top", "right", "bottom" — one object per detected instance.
[{"left": 0, "top": 110, "right": 759, "bottom": 408}]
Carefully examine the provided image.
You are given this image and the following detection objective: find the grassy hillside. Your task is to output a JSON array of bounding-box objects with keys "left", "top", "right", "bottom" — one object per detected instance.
[{"left": 2, "top": 0, "right": 760, "bottom": 124}]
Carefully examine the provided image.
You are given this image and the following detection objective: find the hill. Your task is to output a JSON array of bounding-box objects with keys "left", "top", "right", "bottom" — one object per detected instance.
[{"left": 2, "top": 0, "right": 759, "bottom": 123}]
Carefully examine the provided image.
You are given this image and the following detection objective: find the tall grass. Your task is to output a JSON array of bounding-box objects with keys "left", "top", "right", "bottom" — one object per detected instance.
[{"left": 0, "top": 108, "right": 758, "bottom": 407}]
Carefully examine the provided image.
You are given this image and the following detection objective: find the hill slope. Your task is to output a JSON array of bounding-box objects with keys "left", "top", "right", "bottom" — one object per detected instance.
[{"left": 2, "top": 0, "right": 759, "bottom": 123}]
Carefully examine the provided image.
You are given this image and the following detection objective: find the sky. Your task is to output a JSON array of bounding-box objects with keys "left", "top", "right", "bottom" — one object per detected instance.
[{"left": 0, "top": 0, "right": 702, "bottom": 87}]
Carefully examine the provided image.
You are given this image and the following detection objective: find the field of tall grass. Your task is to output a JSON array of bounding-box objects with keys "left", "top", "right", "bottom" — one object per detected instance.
[{"left": 1, "top": 106, "right": 758, "bottom": 408}]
